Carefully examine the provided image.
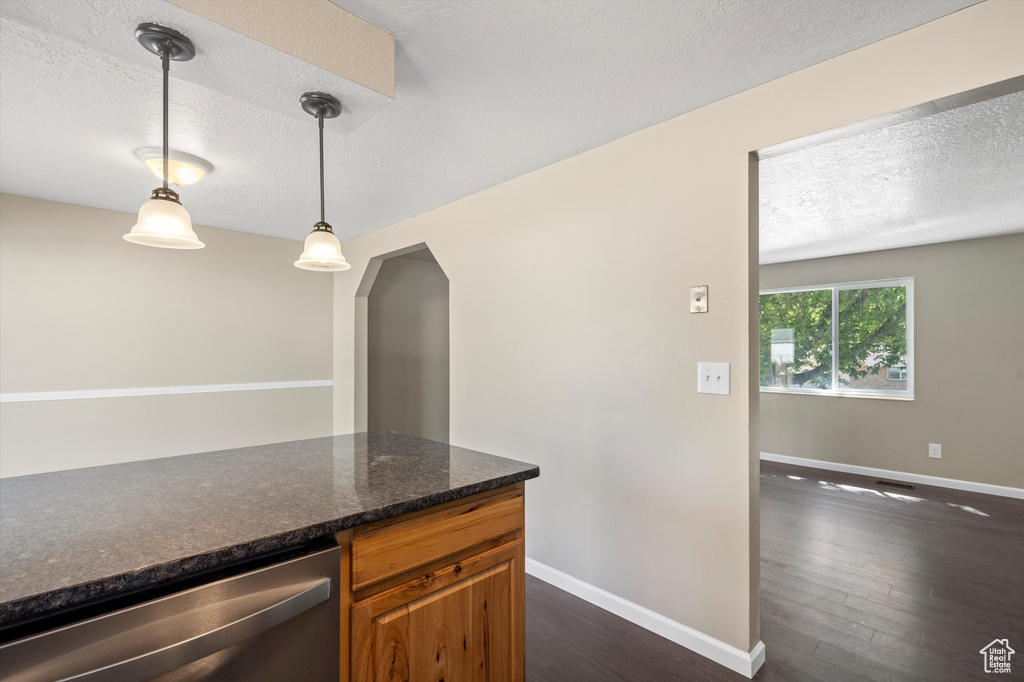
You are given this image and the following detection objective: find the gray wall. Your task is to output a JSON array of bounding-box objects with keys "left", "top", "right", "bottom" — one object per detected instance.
[
  {"left": 367, "top": 255, "right": 450, "bottom": 443},
  {"left": 760, "top": 233, "right": 1024, "bottom": 488},
  {"left": 0, "top": 194, "right": 334, "bottom": 477}
]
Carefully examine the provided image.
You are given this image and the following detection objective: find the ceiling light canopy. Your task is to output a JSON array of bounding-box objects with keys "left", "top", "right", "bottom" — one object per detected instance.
[
  {"left": 123, "top": 23, "right": 203, "bottom": 250},
  {"left": 294, "top": 92, "right": 350, "bottom": 272},
  {"left": 136, "top": 148, "right": 213, "bottom": 187}
]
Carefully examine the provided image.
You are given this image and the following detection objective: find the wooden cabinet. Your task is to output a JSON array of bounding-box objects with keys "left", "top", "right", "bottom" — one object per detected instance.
[
  {"left": 337, "top": 483, "right": 525, "bottom": 682},
  {"left": 352, "top": 540, "right": 523, "bottom": 681}
]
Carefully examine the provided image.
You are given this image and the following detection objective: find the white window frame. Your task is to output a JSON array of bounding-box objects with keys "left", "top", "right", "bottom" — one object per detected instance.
[{"left": 759, "top": 277, "right": 914, "bottom": 400}]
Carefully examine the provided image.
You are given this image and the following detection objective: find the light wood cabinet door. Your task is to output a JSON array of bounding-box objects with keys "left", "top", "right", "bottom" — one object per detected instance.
[{"left": 351, "top": 541, "right": 524, "bottom": 682}]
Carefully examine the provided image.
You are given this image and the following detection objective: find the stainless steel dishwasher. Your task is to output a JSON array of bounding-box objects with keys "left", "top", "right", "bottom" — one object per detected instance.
[{"left": 0, "top": 546, "right": 340, "bottom": 682}]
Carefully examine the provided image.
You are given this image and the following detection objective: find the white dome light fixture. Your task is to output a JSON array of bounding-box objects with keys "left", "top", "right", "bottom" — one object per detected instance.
[
  {"left": 124, "top": 23, "right": 204, "bottom": 250},
  {"left": 294, "top": 92, "right": 350, "bottom": 272},
  {"left": 136, "top": 148, "right": 213, "bottom": 187}
]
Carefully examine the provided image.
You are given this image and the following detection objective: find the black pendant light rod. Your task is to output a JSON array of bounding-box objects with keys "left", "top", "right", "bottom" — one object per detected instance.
[
  {"left": 319, "top": 112, "right": 325, "bottom": 224},
  {"left": 162, "top": 53, "right": 170, "bottom": 191},
  {"left": 299, "top": 92, "right": 341, "bottom": 230},
  {"left": 135, "top": 23, "right": 195, "bottom": 194}
]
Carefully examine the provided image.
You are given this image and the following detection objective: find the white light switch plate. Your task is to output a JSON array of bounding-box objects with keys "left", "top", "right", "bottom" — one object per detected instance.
[
  {"left": 698, "top": 362, "right": 730, "bottom": 395},
  {"left": 929, "top": 443, "right": 941, "bottom": 459}
]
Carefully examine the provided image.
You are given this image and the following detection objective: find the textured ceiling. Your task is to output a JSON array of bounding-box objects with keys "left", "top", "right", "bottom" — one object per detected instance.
[
  {"left": 0, "top": 0, "right": 390, "bottom": 130},
  {"left": 0, "top": 0, "right": 980, "bottom": 243},
  {"left": 760, "top": 91, "right": 1024, "bottom": 264}
]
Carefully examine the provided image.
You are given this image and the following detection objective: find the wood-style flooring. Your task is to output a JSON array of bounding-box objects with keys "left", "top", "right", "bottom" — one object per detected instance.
[{"left": 526, "top": 460, "right": 1024, "bottom": 681}]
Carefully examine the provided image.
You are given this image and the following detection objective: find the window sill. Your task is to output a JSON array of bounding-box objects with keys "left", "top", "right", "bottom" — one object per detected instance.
[{"left": 759, "top": 387, "right": 914, "bottom": 401}]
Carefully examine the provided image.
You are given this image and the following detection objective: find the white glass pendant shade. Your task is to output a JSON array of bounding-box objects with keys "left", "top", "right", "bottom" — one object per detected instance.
[
  {"left": 124, "top": 189, "right": 204, "bottom": 249},
  {"left": 294, "top": 224, "right": 350, "bottom": 271}
]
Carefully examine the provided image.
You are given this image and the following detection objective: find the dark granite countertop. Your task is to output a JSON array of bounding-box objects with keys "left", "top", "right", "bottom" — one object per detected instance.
[{"left": 0, "top": 432, "right": 539, "bottom": 628}]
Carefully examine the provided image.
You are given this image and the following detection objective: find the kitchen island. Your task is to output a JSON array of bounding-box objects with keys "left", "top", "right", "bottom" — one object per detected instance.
[{"left": 0, "top": 432, "right": 539, "bottom": 680}]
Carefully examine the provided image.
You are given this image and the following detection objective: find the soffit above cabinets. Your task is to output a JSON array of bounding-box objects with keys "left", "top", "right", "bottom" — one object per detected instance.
[
  {"left": 165, "top": 0, "right": 394, "bottom": 98},
  {"left": 760, "top": 90, "right": 1024, "bottom": 264},
  {"left": 1, "top": 0, "right": 980, "bottom": 242}
]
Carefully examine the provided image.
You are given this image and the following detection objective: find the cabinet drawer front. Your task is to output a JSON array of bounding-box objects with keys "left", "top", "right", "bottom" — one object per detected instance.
[{"left": 351, "top": 486, "right": 523, "bottom": 590}]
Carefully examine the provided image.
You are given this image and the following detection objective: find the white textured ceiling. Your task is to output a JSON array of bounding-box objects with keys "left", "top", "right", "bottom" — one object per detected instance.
[
  {"left": 1, "top": 0, "right": 980, "bottom": 243},
  {"left": 760, "top": 91, "right": 1024, "bottom": 264}
]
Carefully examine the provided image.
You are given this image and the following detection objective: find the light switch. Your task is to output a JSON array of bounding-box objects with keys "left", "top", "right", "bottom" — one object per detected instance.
[{"left": 697, "top": 362, "right": 730, "bottom": 395}]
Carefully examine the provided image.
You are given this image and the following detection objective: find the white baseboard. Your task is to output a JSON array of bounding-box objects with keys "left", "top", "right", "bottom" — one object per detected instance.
[
  {"left": 760, "top": 452, "right": 1024, "bottom": 500},
  {"left": 525, "top": 558, "right": 766, "bottom": 678}
]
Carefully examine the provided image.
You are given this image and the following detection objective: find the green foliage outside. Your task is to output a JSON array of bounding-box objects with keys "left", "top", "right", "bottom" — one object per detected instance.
[{"left": 759, "top": 286, "right": 907, "bottom": 389}]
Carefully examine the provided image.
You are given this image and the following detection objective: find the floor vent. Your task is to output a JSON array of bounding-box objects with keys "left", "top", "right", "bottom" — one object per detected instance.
[{"left": 876, "top": 479, "right": 915, "bottom": 490}]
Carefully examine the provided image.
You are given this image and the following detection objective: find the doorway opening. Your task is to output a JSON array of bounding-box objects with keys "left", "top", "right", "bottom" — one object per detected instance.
[
  {"left": 355, "top": 244, "right": 450, "bottom": 443},
  {"left": 749, "top": 76, "right": 1023, "bottom": 679}
]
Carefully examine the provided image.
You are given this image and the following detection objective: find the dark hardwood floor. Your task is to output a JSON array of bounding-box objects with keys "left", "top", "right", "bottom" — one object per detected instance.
[{"left": 526, "top": 460, "right": 1024, "bottom": 681}]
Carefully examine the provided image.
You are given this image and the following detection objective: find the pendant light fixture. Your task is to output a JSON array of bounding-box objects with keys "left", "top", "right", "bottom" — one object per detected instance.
[
  {"left": 294, "top": 92, "right": 350, "bottom": 271},
  {"left": 124, "top": 23, "right": 204, "bottom": 250}
]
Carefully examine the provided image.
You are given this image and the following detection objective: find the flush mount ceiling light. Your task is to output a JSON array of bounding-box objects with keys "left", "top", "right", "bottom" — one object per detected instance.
[
  {"left": 294, "top": 92, "right": 350, "bottom": 272},
  {"left": 123, "top": 23, "right": 204, "bottom": 250},
  {"left": 136, "top": 148, "right": 213, "bottom": 187}
]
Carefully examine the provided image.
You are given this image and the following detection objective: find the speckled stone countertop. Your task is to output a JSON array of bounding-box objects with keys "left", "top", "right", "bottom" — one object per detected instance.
[{"left": 0, "top": 432, "right": 539, "bottom": 628}]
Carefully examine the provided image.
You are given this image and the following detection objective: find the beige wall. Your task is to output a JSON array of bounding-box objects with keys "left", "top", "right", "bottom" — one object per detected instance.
[
  {"left": 0, "top": 194, "right": 334, "bottom": 477},
  {"left": 760, "top": 234, "right": 1024, "bottom": 488},
  {"left": 367, "top": 255, "right": 450, "bottom": 443},
  {"left": 332, "top": 2, "right": 1024, "bottom": 655}
]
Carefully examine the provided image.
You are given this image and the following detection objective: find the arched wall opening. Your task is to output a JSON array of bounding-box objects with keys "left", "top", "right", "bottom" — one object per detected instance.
[{"left": 354, "top": 243, "right": 450, "bottom": 443}]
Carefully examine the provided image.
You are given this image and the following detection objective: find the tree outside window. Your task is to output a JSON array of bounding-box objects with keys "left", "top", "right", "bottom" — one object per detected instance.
[{"left": 759, "top": 280, "right": 911, "bottom": 397}]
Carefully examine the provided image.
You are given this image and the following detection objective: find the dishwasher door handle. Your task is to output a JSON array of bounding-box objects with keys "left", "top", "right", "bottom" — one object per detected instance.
[{"left": 60, "top": 577, "right": 331, "bottom": 682}]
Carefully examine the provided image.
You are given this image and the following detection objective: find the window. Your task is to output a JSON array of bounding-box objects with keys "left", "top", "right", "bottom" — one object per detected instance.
[
  {"left": 886, "top": 367, "right": 908, "bottom": 381},
  {"left": 759, "top": 278, "right": 913, "bottom": 398}
]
